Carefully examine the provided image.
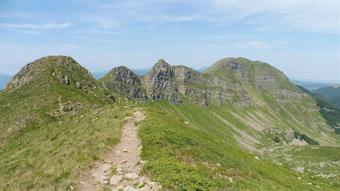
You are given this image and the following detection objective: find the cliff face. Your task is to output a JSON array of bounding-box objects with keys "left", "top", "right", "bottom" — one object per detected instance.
[
  {"left": 172, "top": 65, "right": 209, "bottom": 106},
  {"left": 100, "top": 66, "right": 146, "bottom": 100},
  {"left": 142, "top": 59, "right": 181, "bottom": 104}
]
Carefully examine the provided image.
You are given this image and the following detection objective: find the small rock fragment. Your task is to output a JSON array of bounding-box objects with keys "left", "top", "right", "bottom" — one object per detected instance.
[
  {"left": 228, "top": 177, "right": 233, "bottom": 183},
  {"left": 124, "top": 186, "right": 138, "bottom": 191},
  {"left": 110, "top": 175, "right": 122, "bottom": 185},
  {"left": 124, "top": 173, "right": 139, "bottom": 180},
  {"left": 102, "top": 163, "right": 111, "bottom": 172}
]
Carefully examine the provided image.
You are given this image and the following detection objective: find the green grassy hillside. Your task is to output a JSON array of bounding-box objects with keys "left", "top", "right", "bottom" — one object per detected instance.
[
  {"left": 1, "top": 56, "right": 339, "bottom": 190},
  {"left": 139, "top": 102, "right": 339, "bottom": 190},
  {"left": 0, "top": 56, "right": 131, "bottom": 190},
  {"left": 202, "top": 58, "right": 337, "bottom": 146}
]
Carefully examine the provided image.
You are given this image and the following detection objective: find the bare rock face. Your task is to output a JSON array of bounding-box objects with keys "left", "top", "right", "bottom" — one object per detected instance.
[
  {"left": 5, "top": 63, "right": 35, "bottom": 91},
  {"left": 255, "top": 75, "right": 280, "bottom": 90},
  {"left": 229, "top": 60, "right": 252, "bottom": 81},
  {"left": 5, "top": 56, "right": 96, "bottom": 91},
  {"left": 207, "top": 75, "right": 248, "bottom": 106},
  {"left": 173, "top": 65, "right": 209, "bottom": 106},
  {"left": 101, "top": 66, "right": 147, "bottom": 100},
  {"left": 283, "top": 128, "right": 295, "bottom": 142},
  {"left": 142, "top": 59, "right": 181, "bottom": 104}
]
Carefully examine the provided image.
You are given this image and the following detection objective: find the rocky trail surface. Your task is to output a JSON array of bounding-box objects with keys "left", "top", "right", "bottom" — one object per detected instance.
[{"left": 78, "top": 110, "right": 161, "bottom": 191}]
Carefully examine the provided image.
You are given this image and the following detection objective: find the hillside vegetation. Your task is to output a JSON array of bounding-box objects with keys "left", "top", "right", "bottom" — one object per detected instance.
[
  {"left": 0, "top": 56, "right": 339, "bottom": 190},
  {"left": 0, "top": 56, "right": 131, "bottom": 190},
  {"left": 139, "top": 102, "right": 340, "bottom": 190}
]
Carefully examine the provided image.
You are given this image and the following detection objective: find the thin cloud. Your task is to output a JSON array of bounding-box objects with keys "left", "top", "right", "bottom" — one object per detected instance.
[
  {"left": 11, "top": 29, "right": 42, "bottom": 35},
  {"left": 0, "top": 22, "right": 71, "bottom": 30},
  {"left": 83, "top": 0, "right": 339, "bottom": 33},
  {"left": 234, "top": 40, "right": 289, "bottom": 49},
  {"left": 235, "top": 41, "right": 266, "bottom": 49},
  {"left": 99, "top": 20, "right": 120, "bottom": 29},
  {"left": 0, "top": 12, "right": 34, "bottom": 19},
  {"left": 90, "top": 17, "right": 120, "bottom": 29},
  {"left": 211, "top": 0, "right": 340, "bottom": 33}
]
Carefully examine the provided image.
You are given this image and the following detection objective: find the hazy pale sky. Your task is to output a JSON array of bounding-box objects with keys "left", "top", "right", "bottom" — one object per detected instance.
[{"left": 0, "top": 0, "right": 339, "bottom": 82}]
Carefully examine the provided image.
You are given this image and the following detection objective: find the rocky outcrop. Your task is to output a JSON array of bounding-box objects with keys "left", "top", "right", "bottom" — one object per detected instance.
[
  {"left": 255, "top": 75, "right": 280, "bottom": 90},
  {"left": 172, "top": 65, "right": 209, "bottom": 106},
  {"left": 229, "top": 60, "right": 252, "bottom": 81},
  {"left": 5, "top": 63, "right": 35, "bottom": 91},
  {"left": 100, "top": 66, "right": 147, "bottom": 100},
  {"left": 142, "top": 59, "right": 181, "bottom": 104}
]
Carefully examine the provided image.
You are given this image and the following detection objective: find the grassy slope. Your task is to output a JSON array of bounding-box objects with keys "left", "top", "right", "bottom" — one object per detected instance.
[
  {"left": 270, "top": 146, "right": 340, "bottom": 189},
  {"left": 138, "top": 58, "right": 339, "bottom": 190},
  {"left": 0, "top": 63, "right": 132, "bottom": 190},
  {"left": 0, "top": 105, "right": 129, "bottom": 190},
  {"left": 139, "top": 101, "right": 339, "bottom": 191},
  {"left": 205, "top": 58, "right": 337, "bottom": 145}
]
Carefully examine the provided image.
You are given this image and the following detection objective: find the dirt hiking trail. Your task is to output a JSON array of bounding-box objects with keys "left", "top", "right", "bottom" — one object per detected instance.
[{"left": 78, "top": 110, "right": 161, "bottom": 191}]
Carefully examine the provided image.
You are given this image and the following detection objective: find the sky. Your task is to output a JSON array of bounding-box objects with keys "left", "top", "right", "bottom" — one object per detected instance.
[{"left": 0, "top": 0, "right": 339, "bottom": 82}]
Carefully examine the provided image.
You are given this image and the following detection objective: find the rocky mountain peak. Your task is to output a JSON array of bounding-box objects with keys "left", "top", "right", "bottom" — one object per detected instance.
[
  {"left": 154, "top": 58, "right": 168, "bottom": 66},
  {"left": 142, "top": 59, "right": 181, "bottom": 104},
  {"left": 100, "top": 66, "right": 146, "bottom": 100},
  {"left": 107, "top": 66, "right": 140, "bottom": 85},
  {"left": 148, "top": 59, "right": 172, "bottom": 74},
  {"left": 5, "top": 55, "right": 96, "bottom": 91}
]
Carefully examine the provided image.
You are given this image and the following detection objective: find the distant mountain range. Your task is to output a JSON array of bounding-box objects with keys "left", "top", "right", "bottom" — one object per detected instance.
[
  {"left": 313, "top": 85, "right": 340, "bottom": 109},
  {"left": 292, "top": 80, "right": 335, "bottom": 90},
  {"left": 297, "top": 84, "right": 340, "bottom": 133}
]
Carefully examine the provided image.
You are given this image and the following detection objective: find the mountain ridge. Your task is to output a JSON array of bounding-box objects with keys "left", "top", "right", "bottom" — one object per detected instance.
[
  {"left": 97, "top": 56, "right": 337, "bottom": 147},
  {"left": 1, "top": 55, "right": 339, "bottom": 190},
  {"left": 100, "top": 57, "right": 304, "bottom": 106}
]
